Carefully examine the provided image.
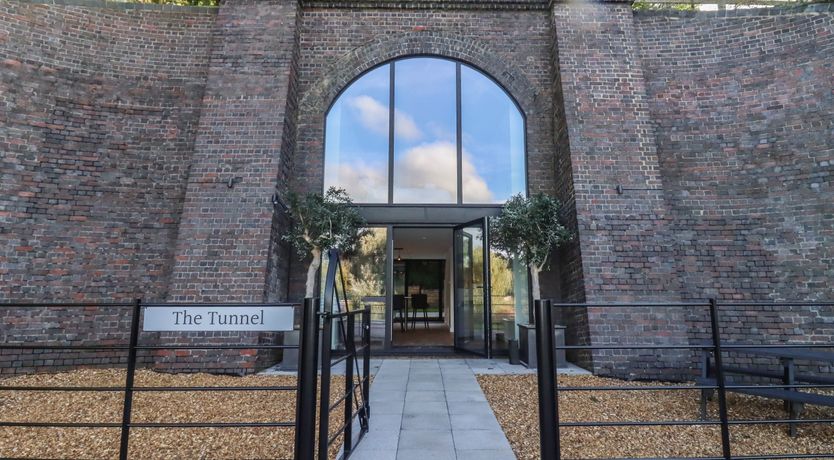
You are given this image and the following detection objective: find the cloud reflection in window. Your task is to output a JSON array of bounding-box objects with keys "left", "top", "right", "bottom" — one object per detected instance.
[{"left": 324, "top": 57, "right": 525, "bottom": 204}]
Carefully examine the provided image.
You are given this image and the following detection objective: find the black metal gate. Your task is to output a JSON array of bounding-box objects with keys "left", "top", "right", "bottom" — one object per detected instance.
[
  {"left": 0, "top": 257, "right": 372, "bottom": 460},
  {"left": 533, "top": 299, "right": 834, "bottom": 460}
]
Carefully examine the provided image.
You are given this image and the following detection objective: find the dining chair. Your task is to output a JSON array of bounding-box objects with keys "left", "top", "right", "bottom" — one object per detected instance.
[
  {"left": 393, "top": 294, "right": 406, "bottom": 332},
  {"left": 410, "top": 293, "right": 429, "bottom": 329}
]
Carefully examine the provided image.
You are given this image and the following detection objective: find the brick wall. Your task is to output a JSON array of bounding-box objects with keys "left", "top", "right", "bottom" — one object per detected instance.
[
  {"left": 635, "top": 7, "right": 834, "bottom": 368},
  {"left": 161, "top": 0, "right": 301, "bottom": 373},
  {"left": 0, "top": 1, "right": 214, "bottom": 302},
  {"left": 0, "top": 0, "right": 215, "bottom": 375},
  {"left": 291, "top": 3, "right": 557, "bottom": 299},
  {"left": 2, "top": 0, "right": 833, "bottom": 378},
  {"left": 552, "top": 2, "right": 689, "bottom": 378}
]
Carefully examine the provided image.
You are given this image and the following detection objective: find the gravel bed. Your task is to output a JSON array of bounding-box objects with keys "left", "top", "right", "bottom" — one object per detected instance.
[
  {"left": 0, "top": 369, "right": 350, "bottom": 459},
  {"left": 478, "top": 374, "right": 834, "bottom": 460}
]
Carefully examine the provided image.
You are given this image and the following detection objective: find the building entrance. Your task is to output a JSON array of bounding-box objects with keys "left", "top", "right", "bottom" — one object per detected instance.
[
  {"left": 323, "top": 216, "right": 531, "bottom": 357},
  {"left": 391, "top": 227, "right": 454, "bottom": 349},
  {"left": 329, "top": 221, "right": 531, "bottom": 356}
]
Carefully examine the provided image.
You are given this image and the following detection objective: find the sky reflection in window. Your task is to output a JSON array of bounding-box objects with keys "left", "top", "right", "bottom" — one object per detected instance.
[
  {"left": 324, "top": 57, "right": 525, "bottom": 204},
  {"left": 461, "top": 65, "right": 525, "bottom": 203},
  {"left": 324, "top": 64, "right": 390, "bottom": 203},
  {"left": 393, "top": 58, "right": 457, "bottom": 204}
]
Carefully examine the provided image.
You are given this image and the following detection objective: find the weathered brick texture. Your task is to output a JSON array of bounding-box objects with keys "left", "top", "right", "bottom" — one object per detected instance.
[
  {"left": 636, "top": 7, "right": 834, "bottom": 375},
  {"left": 0, "top": 1, "right": 214, "bottom": 302},
  {"left": 0, "top": 1, "right": 215, "bottom": 375},
  {"left": 159, "top": 0, "right": 300, "bottom": 373},
  {"left": 552, "top": 2, "right": 689, "bottom": 378},
  {"left": 1, "top": 0, "right": 832, "bottom": 378}
]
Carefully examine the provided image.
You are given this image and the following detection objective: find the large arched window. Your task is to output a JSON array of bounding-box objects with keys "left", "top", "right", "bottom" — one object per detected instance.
[{"left": 324, "top": 57, "right": 526, "bottom": 204}]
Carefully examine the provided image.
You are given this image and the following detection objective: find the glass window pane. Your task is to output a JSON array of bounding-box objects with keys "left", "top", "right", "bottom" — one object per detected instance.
[
  {"left": 461, "top": 65, "right": 526, "bottom": 203},
  {"left": 320, "top": 227, "right": 388, "bottom": 349},
  {"left": 324, "top": 64, "right": 390, "bottom": 203},
  {"left": 490, "top": 250, "right": 529, "bottom": 353},
  {"left": 393, "top": 58, "right": 458, "bottom": 204}
]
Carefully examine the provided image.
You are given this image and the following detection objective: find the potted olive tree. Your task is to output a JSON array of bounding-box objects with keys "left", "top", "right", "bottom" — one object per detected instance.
[
  {"left": 283, "top": 187, "right": 366, "bottom": 299},
  {"left": 490, "top": 193, "right": 573, "bottom": 367},
  {"left": 279, "top": 187, "right": 365, "bottom": 369}
]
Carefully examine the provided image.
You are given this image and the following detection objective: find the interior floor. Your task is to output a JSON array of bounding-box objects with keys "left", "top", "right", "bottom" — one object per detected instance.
[{"left": 393, "top": 322, "right": 454, "bottom": 347}]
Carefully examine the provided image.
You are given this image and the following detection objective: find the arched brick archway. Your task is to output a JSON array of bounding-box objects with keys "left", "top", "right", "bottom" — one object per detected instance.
[
  {"left": 293, "top": 30, "right": 548, "bottom": 196},
  {"left": 299, "top": 31, "right": 543, "bottom": 119}
]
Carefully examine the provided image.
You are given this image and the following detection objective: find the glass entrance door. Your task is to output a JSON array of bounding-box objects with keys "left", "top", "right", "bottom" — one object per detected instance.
[{"left": 454, "top": 218, "right": 490, "bottom": 356}]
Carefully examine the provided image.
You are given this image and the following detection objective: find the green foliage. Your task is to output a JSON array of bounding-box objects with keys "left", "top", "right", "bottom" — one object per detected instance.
[
  {"left": 633, "top": 1, "right": 698, "bottom": 11},
  {"left": 489, "top": 252, "right": 514, "bottom": 298},
  {"left": 343, "top": 228, "right": 387, "bottom": 306},
  {"left": 122, "top": 0, "right": 219, "bottom": 6},
  {"left": 283, "top": 187, "right": 367, "bottom": 260},
  {"left": 490, "top": 193, "right": 573, "bottom": 272}
]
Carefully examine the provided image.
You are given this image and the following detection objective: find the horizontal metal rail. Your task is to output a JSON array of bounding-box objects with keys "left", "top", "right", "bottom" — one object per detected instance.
[
  {"left": 0, "top": 385, "right": 297, "bottom": 392},
  {"left": 556, "top": 383, "right": 834, "bottom": 391},
  {"left": 0, "top": 299, "right": 320, "bottom": 460},
  {"left": 550, "top": 301, "right": 834, "bottom": 308},
  {"left": 0, "top": 302, "right": 296, "bottom": 308},
  {"left": 535, "top": 298, "right": 834, "bottom": 460},
  {"left": 563, "top": 455, "right": 834, "bottom": 460},
  {"left": 558, "top": 418, "right": 834, "bottom": 428},
  {"left": 553, "top": 343, "right": 834, "bottom": 350},
  {"left": 0, "top": 421, "right": 296, "bottom": 428},
  {"left": 0, "top": 344, "right": 298, "bottom": 350}
]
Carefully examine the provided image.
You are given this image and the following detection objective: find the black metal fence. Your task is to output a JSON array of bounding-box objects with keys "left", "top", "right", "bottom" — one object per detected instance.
[
  {"left": 534, "top": 299, "right": 834, "bottom": 460},
  {"left": 317, "top": 248, "right": 372, "bottom": 460},
  {"left": 0, "top": 295, "right": 373, "bottom": 460}
]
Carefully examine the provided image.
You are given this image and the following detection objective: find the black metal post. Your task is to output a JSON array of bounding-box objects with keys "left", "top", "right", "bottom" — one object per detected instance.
[
  {"left": 294, "top": 298, "right": 319, "bottom": 460},
  {"left": 118, "top": 298, "right": 142, "bottom": 460},
  {"left": 343, "top": 313, "right": 355, "bottom": 456},
  {"left": 535, "top": 299, "right": 559, "bottom": 460},
  {"left": 318, "top": 313, "right": 334, "bottom": 460},
  {"left": 362, "top": 306, "right": 371, "bottom": 421},
  {"left": 709, "top": 298, "right": 732, "bottom": 460}
]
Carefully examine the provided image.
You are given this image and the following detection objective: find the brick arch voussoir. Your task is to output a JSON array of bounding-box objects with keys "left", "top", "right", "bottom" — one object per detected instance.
[{"left": 300, "top": 31, "right": 541, "bottom": 118}]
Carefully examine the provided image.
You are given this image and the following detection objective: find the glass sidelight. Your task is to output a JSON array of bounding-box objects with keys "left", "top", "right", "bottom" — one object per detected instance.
[
  {"left": 454, "top": 218, "right": 490, "bottom": 356},
  {"left": 320, "top": 227, "right": 388, "bottom": 349}
]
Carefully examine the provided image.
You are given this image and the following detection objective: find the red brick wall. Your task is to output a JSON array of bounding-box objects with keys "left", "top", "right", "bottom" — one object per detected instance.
[
  {"left": 166, "top": 0, "right": 298, "bottom": 304},
  {"left": 2, "top": 0, "right": 833, "bottom": 378},
  {"left": 551, "top": 3, "right": 834, "bottom": 377},
  {"left": 636, "top": 7, "right": 834, "bottom": 362},
  {"left": 0, "top": 1, "right": 215, "bottom": 302},
  {"left": 552, "top": 2, "right": 689, "bottom": 377},
  {"left": 0, "top": 1, "right": 215, "bottom": 375},
  {"left": 159, "top": 0, "right": 301, "bottom": 373}
]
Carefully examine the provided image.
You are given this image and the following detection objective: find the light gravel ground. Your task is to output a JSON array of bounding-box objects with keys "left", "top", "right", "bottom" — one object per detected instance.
[
  {"left": 0, "top": 369, "right": 349, "bottom": 459},
  {"left": 478, "top": 374, "right": 834, "bottom": 460}
]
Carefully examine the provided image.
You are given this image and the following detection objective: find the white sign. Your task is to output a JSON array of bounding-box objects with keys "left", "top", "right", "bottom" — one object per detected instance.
[{"left": 143, "top": 306, "right": 294, "bottom": 332}]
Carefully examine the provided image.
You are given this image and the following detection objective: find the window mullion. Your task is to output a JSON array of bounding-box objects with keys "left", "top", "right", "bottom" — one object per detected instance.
[
  {"left": 456, "top": 62, "right": 463, "bottom": 205},
  {"left": 388, "top": 62, "right": 395, "bottom": 205}
]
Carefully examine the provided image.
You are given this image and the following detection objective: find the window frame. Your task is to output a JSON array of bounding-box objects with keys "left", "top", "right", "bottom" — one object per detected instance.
[{"left": 323, "top": 54, "right": 529, "bottom": 205}]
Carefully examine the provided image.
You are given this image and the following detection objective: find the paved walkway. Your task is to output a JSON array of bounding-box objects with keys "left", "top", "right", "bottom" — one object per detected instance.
[
  {"left": 262, "top": 357, "right": 588, "bottom": 459},
  {"left": 350, "top": 359, "right": 516, "bottom": 460}
]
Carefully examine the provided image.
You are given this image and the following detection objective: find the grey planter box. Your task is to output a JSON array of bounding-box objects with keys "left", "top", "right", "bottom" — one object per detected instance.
[{"left": 518, "top": 323, "right": 567, "bottom": 369}]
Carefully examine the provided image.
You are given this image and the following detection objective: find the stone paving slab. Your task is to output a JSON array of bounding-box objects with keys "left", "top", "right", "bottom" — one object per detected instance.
[
  {"left": 349, "top": 358, "right": 517, "bottom": 460},
  {"left": 283, "top": 357, "right": 591, "bottom": 460}
]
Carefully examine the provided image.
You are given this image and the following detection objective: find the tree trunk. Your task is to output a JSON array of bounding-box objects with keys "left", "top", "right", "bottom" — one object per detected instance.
[
  {"left": 530, "top": 266, "right": 541, "bottom": 301},
  {"left": 305, "top": 248, "right": 322, "bottom": 299}
]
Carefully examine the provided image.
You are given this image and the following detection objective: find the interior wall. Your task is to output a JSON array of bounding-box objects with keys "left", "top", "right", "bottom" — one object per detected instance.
[{"left": 393, "top": 228, "right": 454, "bottom": 332}]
